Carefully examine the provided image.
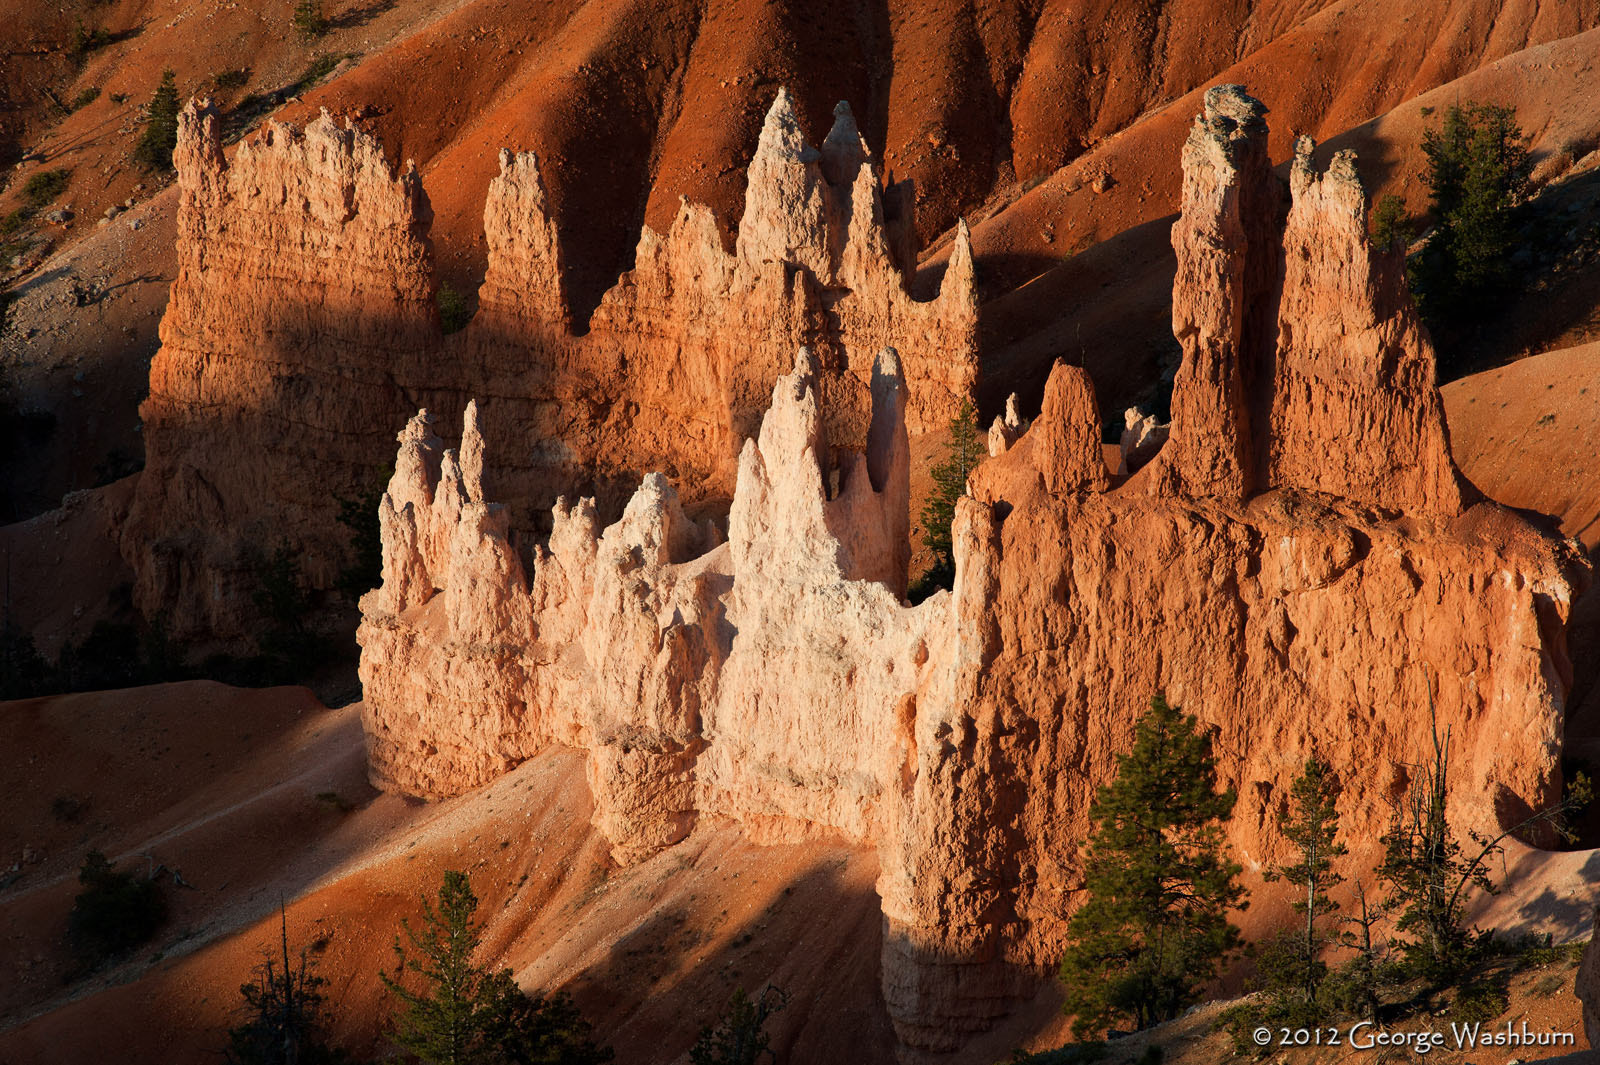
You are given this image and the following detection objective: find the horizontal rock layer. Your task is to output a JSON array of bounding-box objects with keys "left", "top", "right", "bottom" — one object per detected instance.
[{"left": 125, "top": 91, "right": 977, "bottom": 639}]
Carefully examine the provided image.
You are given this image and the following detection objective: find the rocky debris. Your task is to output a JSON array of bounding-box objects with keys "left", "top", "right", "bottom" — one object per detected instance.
[{"left": 126, "top": 91, "right": 978, "bottom": 641}]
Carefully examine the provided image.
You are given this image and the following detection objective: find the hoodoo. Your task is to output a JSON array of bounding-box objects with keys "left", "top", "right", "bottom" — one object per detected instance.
[
  {"left": 355, "top": 85, "right": 1587, "bottom": 1059},
  {"left": 124, "top": 91, "right": 979, "bottom": 640}
]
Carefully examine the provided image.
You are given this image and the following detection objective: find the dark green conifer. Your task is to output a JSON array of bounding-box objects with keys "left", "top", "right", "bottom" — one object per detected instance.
[
  {"left": 912, "top": 396, "right": 982, "bottom": 598},
  {"left": 1261, "top": 757, "right": 1347, "bottom": 1008},
  {"left": 1057, "top": 694, "right": 1246, "bottom": 1036},
  {"left": 384, "top": 870, "right": 612, "bottom": 1065},
  {"left": 689, "top": 986, "right": 787, "bottom": 1065},
  {"left": 135, "top": 70, "right": 181, "bottom": 170}
]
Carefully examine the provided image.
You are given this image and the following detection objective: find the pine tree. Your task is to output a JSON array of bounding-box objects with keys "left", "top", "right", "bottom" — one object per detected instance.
[
  {"left": 1323, "top": 879, "right": 1390, "bottom": 1024},
  {"left": 1411, "top": 101, "right": 1531, "bottom": 354},
  {"left": 135, "top": 70, "right": 181, "bottom": 170},
  {"left": 384, "top": 870, "right": 612, "bottom": 1065},
  {"left": 1057, "top": 694, "right": 1246, "bottom": 1036},
  {"left": 912, "top": 396, "right": 982, "bottom": 598},
  {"left": 689, "top": 986, "right": 787, "bottom": 1065},
  {"left": 1260, "top": 757, "right": 1347, "bottom": 1008},
  {"left": 384, "top": 871, "right": 501, "bottom": 1065},
  {"left": 1378, "top": 697, "right": 1591, "bottom": 984},
  {"left": 225, "top": 904, "right": 348, "bottom": 1065},
  {"left": 1370, "top": 194, "right": 1414, "bottom": 252}
]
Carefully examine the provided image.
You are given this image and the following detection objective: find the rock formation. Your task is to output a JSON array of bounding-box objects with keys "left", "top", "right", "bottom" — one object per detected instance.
[
  {"left": 127, "top": 92, "right": 979, "bottom": 639},
  {"left": 356, "top": 86, "right": 1586, "bottom": 1054},
  {"left": 124, "top": 101, "right": 440, "bottom": 637},
  {"left": 1580, "top": 916, "right": 1600, "bottom": 1052},
  {"left": 1117, "top": 406, "right": 1168, "bottom": 474},
  {"left": 1150, "top": 85, "right": 1465, "bottom": 515},
  {"left": 357, "top": 84, "right": 1585, "bottom": 1058}
]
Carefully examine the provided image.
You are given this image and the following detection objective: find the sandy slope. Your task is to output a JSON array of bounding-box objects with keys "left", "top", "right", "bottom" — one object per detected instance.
[
  {"left": 0, "top": 683, "right": 909, "bottom": 1064},
  {"left": 1, "top": 678, "right": 1594, "bottom": 1064}
]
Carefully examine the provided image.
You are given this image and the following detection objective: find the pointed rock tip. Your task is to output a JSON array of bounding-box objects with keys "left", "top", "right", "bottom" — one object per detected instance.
[
  {"left": 792, "top": 345, "right": 819, "bottom": 381},
  {"left": 873, "top": 345, "right": 902, "bottom": 380},
  {"left": 1203, "top": 84, "right": 1268, "bottom": 128}
]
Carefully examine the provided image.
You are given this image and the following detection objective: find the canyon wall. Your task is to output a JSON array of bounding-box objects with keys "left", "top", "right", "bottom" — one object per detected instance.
[
  {"left": 357, "top": 86, "right": 1588, "bottom": 1062},
  {"left": 125, "top": 92, "right": 977, "bottom": 639}
]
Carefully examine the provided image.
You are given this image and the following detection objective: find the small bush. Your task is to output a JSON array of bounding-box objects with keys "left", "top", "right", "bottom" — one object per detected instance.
[
  {"left": 293, "top": 0, "right": 328, "bottom": 40},
  {"left": 910, "top": 397, "right": 983, "bottom": 601},
  {"left": 690, "top": 986, "right": 787, "bottom": 1065},
  {"left": 1003, "top": 1044, "right": 1107, "bottom": 1065},
  {"left": 437, "top": 283, "right": 469, "bottom": 334},
  {"left": 22, "top": 168, "right": 71, "bottom": 207},
  {"left": 1451, "top": 973, "right": 1510, "bottom": 1024},
  {"left": 335, "top": 471, "right": 388, "bottom": 601},
  {"left": 225, "top": 908, "right": 351, "bottom": 1065},
  {"left": 0, "top": 625, "right": 54, "bottom": 699},
  {"left": 1371, "top": 193, "right": 1414, "bottom": 251},
  {"left": 109, "top": 91, "right": 128, "bottom": 104},
  {"left": 69, "top": 850, "right": 166, "bottom": 963},
  {"left": 71, "top": 20, "right": 114, "bottom": 56},
  {"left": 71, "top": 86, "right": 102, "bottom": 111},
  {"left": 212, "top": 68, "right": 250, "bottom": 91},
  {"left": 1531, "top": 971, "right": 1567, "bottom": 997}
]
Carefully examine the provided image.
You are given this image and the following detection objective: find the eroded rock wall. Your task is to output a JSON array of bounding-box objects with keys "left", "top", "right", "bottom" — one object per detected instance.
[
  {"left": 356, "top": 86, "right": 1587, "bottom": 1059},
  {"left": 125, "top": 101, "right": 441, "bottom": 637},
  {"left": 128, "top": 92, "right": 978, "bottom": 638}
]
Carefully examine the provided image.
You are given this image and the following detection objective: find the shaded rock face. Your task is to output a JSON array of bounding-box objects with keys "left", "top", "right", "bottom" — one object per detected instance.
[
  {"left": 126, "top": 93, "right": 977, "bottom": 639},
  {"left": 356, "top": 88, "right": 1587, "bottom": 1059},
  {"left": 1581, "top": 915, "right": 1600, "bottom": 1051},
  {"left": 125, "top": 101, "right": 440, "bottom": 637}
]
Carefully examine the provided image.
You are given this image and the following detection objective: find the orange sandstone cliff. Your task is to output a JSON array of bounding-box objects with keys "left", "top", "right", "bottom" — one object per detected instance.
[
  {"left": 355, "top": 86, "right": 1588, "bottom": 1058},
  {"left": 123, "top": 91, "right": 977, "bottom": 639}
]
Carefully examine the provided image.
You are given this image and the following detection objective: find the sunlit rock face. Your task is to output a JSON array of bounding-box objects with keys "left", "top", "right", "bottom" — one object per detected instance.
[
  {"left": 126, "top": 93, "right": 978, "bottom": 641},
  {"left": 357, "top": 83, "right": 1586, "bottom": 1060}
]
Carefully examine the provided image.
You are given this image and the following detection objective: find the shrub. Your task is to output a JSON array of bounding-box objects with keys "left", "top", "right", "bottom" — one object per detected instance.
[
  {"left": 1057, "top": 694, "right": 1246, "bottom": 1036},
  {"left": 293, "top": 0, "right": 328, "bottom": 40},
  {"left": 690, "top": 986, "right": 787, "bottom": 1065},
  {"left": 213, "top": 68, "right": 250, "bottom": 91},
  {"left": 1370, "top": 193, "right": 1414, "bottom": 252},
  {"left": 910, "top": 396, "right": 983, "bottom": 600},
  {"left": 1378, "top": 696, "right": 1591, "bottom": 985},
  {"left": 71, "top": 20, "right": 114, "bottom": 56},
  {"left": 335, "top": 472, "right": 388, "bottom": 601},
  {"left": 225, "top": 907, "right": 350, "bottom": 1065},
  {"left": 69, "top": 850, "right": 166, "bottom": 962},
  {"left": 438, "top": 283, "right": 470, "bottom": 334},
  {"left": 134, "top": 70, "right": 181, "bottom": 170},
  {"left": 71, "top": 86, "right": 102, "bottom": 111},
  {"left": 22, "top": 168, "right": 71, "bottom": 207},
  {"left": 0, "top": 624, "right": 55, "bottom": 699}
]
